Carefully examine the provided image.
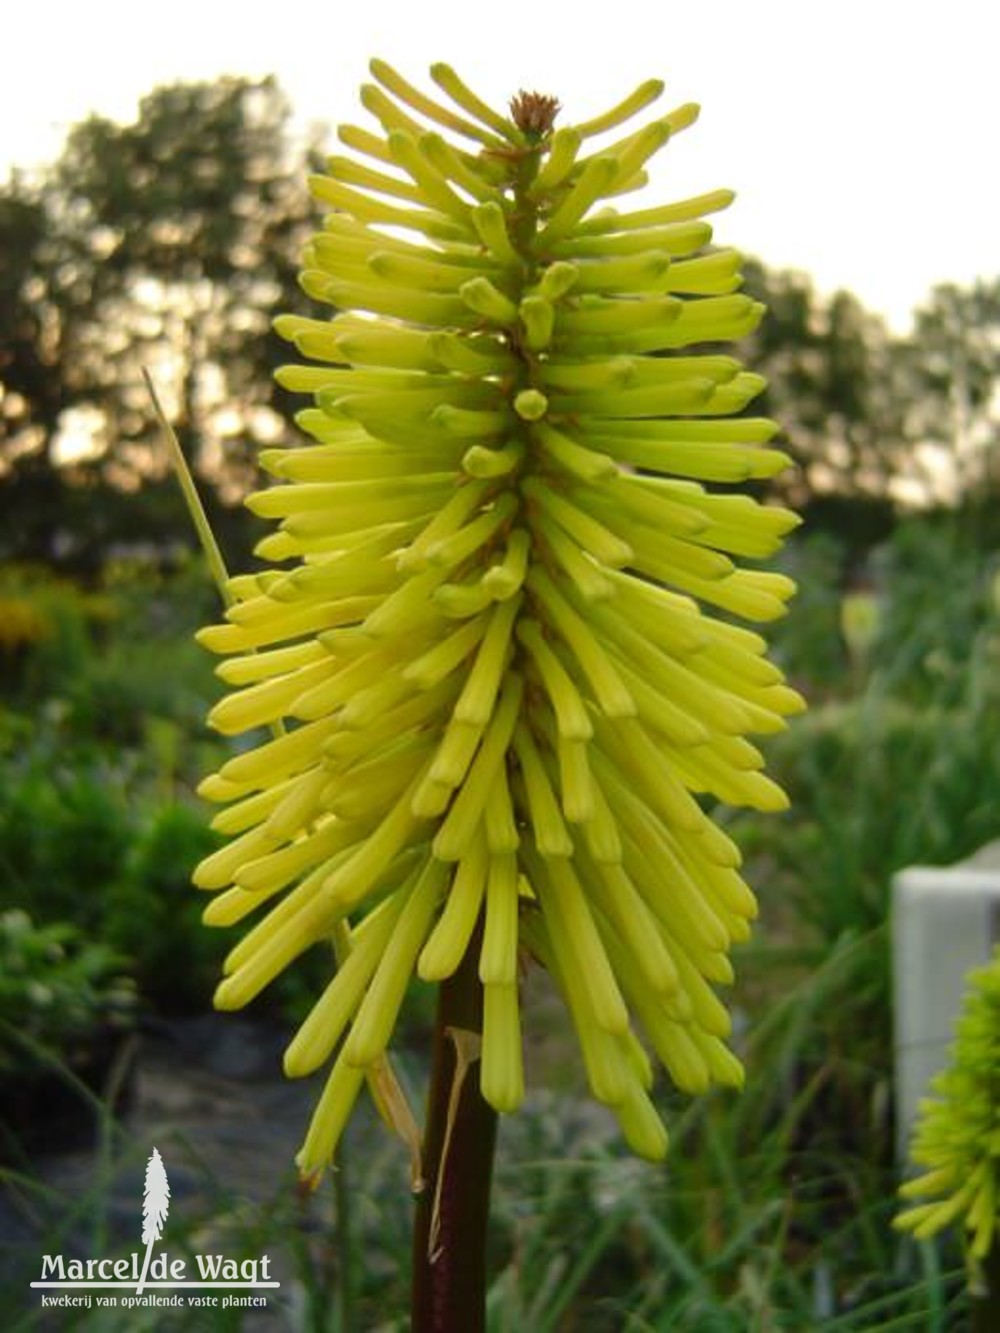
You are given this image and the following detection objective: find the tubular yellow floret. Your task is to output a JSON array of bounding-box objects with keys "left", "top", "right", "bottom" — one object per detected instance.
[
  {"left": 454, "top": 595, "right": 522, "bottom": 725},
  {"left": 296, "top": 1052, "right": 368, "bottom": 1176},
  {"left": 511, "top": 723, "right": 574, "bottom": 858},
  {"left": 343, "top": 857, "right": 447, "bottom": 1066},
  {"left": 433, "top": 673, "right": 524, "bottom": 861},
  {"left": 516, "top": 619, "right": 593, "bottom": 742},
  {"left": 471, "top": 201, "right": 523, "bottom": 264},
  {"left": 535, "top": 856, "right": 629, "bottom": 1036},
  {"left": 479, "top": 852, "right": 520, "bottom": 985},
  {"left": 573, "top": 78, "right": 665, "bottom": 139},
  {"left": 418, "top": 831, "right": 489, "bottom": 980},
  {"left": 481, "top": 982, "right": 525, "bottom": 1113},
  {"left": 429, "top": 64, "right": 518, "bottom": 141},
  {"left": 284, "top": 894, "right": 406, "bottom": 1077}
]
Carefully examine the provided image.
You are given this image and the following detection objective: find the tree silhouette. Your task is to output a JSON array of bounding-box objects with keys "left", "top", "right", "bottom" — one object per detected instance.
[
  {"left": 0, "top": 76, "right": 320, "bottom": 566},
  {"left": 741, "top": 259, "right": 907, "bottom": 506},
  {"left": 899, "top": 279, "right": 1000, "bottom": 501}
]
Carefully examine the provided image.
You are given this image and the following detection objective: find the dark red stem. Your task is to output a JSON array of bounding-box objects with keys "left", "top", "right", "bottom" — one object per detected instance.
[{"left": 410, "top": 924, "right": 497, "bottom": 1332}]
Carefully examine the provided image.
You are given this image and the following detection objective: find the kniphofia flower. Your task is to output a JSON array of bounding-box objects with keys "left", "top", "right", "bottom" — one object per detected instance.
[
  {"left": 193, "top": 61, "right": 804, "bottom": 1177},
  {"left": 895, "top": 947, "right": 1000, "bottom": 1269}
]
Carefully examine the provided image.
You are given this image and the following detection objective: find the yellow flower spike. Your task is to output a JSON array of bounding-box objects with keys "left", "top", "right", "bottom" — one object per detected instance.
[
  {"left": 896, "top": 948, "right": 1000, "bottom": 1278},
  {"left": 325, "top": 676, "right": 457, "bottom": 763},
  {"left": 652, "top": 1020, "right": 713, "bottom": 1095},
  {"left": 533, "top": 515, "right": 615, "bottom": 602},
  {"left": 288, "top": 646, "right": 404, "bottom": 723},
  {"left": 425, "top": 495, "right": 519, "bottom": 571},
  {"left": 535, "top": 260, "right": 580, "bottom": 302},
  {"left": 397, "top": 481, "right": 494, "bottom": 571},
  {"left": 667, "top": 945, "right": 734, "bottom": 1040},
  {"left": 419, "top": 142, "right": 499, "bottom": 199},
  {"left": 214, "top": 905, "right": 336, "bottom": 1012},
  {"left": 215, "top": 637, "right": 329, "bottom": 687},
  {"left": 524, "top": 567, "right": 635, "bottom": 717},
  {"left": 335, "top": 668, "right": 414, "bottom": 731},
  {"left": 534, "top": 421, "right": 618, "bottom": 483},
  {"left": 202, "top": 884, "right": 278, "bottom": 931},
  {"left": 194, "top": 63, "right": 801, "bottom": 1178},
  {"left": 323, "top": 743, "right": 436, "bottom": 824}
]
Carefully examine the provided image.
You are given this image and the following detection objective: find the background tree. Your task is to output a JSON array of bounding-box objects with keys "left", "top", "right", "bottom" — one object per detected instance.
[
  {"left": 0, "top": 76, "right": 319, "bottom": 568},
  {"left": 742, "top": 259, "right": 907, "bottom": 516},
  {"left": 0, "top": 179, "right": 71, "bottom": 557},
  {"left": 898, "top": 279, "right": 1000, "bottom": 504}
]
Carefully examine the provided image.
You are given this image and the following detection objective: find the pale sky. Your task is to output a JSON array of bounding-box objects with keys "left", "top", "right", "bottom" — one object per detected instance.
[{"left": 3, "top": 0, "right": 997, "bottom": 334}]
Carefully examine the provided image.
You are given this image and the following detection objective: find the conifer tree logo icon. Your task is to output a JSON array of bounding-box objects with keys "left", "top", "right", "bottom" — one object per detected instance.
[{"left": 136, "top": 1147, "right": 170, "bottom": 1295}]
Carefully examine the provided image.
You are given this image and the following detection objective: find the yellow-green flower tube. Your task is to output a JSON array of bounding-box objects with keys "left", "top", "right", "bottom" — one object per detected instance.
[{"left": 194, "top": 61, "right": 804, "bottom": 1177}]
